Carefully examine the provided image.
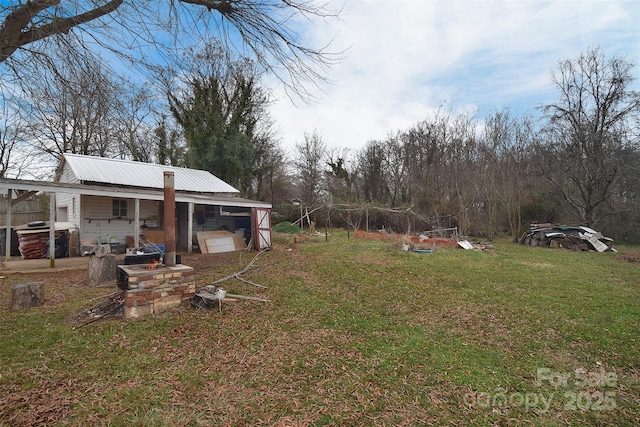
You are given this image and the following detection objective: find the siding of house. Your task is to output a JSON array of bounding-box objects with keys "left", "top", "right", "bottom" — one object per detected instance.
[
  {"left": 47, "top": 154, "right": 270, "bottom": 253},
  {"left": 80, "top": 195, "right": 160, "bottom": 245},
  {"left": 56, "top": 160, "right": 82, "bottom": 226}
]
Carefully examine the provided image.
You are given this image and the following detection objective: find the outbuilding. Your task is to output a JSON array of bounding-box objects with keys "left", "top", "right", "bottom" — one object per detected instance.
[{"left": 0, "top": 154, "right": 272, "bottom": 260}]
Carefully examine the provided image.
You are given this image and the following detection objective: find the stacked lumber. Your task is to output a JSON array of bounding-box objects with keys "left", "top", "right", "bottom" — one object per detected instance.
[{"left": 520, "top": 224, "right": 615, "bottom": 252}]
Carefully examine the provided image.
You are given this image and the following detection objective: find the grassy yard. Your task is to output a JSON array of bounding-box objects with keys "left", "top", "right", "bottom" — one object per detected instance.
[{"left": 0, "top": 231, "right": 639, "bottom": 426}]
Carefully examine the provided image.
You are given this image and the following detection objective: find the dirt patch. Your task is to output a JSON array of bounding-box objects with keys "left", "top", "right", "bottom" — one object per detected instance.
[
  {"left": 0, "top": 270, "right": 88, "bottom": 314},
  {"left": 615, "top": 251, "right": 640, "bottom": 265}
]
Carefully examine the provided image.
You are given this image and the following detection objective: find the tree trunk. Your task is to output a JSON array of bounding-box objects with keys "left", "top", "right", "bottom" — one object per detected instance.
[
  {"left": 86, "top": 253, "right": 118, "bottom": 286},
  {"left": 11, "top": 282, "right": 44, "bottom": 310}
]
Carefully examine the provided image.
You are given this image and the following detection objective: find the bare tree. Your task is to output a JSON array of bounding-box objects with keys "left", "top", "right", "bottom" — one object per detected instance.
[
  {"left": 539, "top": 47, "right": 640, "bottom": 225},
  {"left": 0, "top": 1, "right": 340, "bottom": 99},
  {"left": 384, "top": 131, "right": 409, "bottom": 207},
  {"left": 19, "top": 46, "right": 122, "bottom": 162},
  {"left": 405, "top": 112, "right": 452, "bottom": 225},
  {"left": 0, "top": 102, "right": 28, "bottom": 178},
  {"left": 481, "top": 109, "right": 535, "bottom": 240},
  {"left": 293, "top": 130, "right": 326, "bottom": 206},
  {"left": 442, "top": 112, "right": 480, "bottom": 235},
  {"left": 250, "top": 135, "right": 287, "bottom": 202},
  {"left": 114, "top": 83, "right": 156, "bottom": 162},
  {"left": 355, "top": 140, "right": 389, "bottom": 205}
]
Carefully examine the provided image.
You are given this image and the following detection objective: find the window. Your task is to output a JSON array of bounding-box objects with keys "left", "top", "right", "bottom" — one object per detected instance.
[
  {"left": 112, "top": 199, "right": 127, "bottom": 217},
  {"left": 205, "top": 205, "right": 217, "bottom": 218}
]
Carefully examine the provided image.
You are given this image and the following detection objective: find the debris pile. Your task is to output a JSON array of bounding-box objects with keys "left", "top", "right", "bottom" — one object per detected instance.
[
  {"left": 457, "top": 240, "right": 494, "bottom": 251},
  {"left": 192, "top": 250, "right": 270, "bottom": 311},
  {"left": 355, "top": 227, "right": 459, "bottom": 248},
  {"left": 72, "top": 290, "right": 124, "bottom": 329},
  {"left": 520, "top": 224, "right": 615, "bottom": 252},
  {"left": 192, "top": 285, "right": 269, "bottom": 311}
]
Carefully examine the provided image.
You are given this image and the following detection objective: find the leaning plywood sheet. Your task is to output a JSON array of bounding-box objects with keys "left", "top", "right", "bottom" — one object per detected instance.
[
  {"left": 197, "top": 231, "right": 247, "bottom": 254},
  {"left": 457, "top": 240, "right": 474, "bottom": 250},
  {"left": 584, "top": 235, "right": 608, "bottom": 253}
]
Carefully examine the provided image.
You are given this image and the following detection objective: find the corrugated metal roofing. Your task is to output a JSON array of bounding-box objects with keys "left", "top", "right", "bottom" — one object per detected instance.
[
  {"left": 0, "top": 177, "right": 271, "bottom": 208},
  {"left": 61, "top": 154, "right": 239, "bottom": 194}
]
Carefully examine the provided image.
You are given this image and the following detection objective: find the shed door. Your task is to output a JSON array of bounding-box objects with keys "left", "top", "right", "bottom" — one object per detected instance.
[{"left": 252, "top": 208, "right": 272, "bottom": 250}]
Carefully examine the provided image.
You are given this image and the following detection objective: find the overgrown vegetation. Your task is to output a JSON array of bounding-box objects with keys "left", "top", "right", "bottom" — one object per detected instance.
[
  {"left": 1, "top": 232, "right": 638, "bottom": 425},
  {"left": 273, "top": 221, "right": 301, "bottom": 234}
]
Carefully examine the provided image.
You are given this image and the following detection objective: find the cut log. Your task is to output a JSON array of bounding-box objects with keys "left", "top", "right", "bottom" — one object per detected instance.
[
  {"left": 86, "top": 254, "right": 118, "bottom": 286},
  {"left": 11, "top": 282, "right": 44, "bottom": 310}
]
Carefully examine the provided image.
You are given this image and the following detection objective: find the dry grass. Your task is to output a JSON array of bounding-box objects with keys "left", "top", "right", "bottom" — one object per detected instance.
[{"left": 0, "top": 233, "right": 639, "bottom": 426}]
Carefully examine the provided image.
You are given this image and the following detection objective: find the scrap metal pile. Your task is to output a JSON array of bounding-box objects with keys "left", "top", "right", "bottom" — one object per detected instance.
[{"left": 520, "top": 223, "right": 615, "bottom": 252}]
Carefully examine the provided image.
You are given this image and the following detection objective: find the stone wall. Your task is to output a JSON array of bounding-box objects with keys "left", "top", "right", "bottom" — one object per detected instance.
[{"left": 118, "top": 264, "right": 196, "bottom": 318}]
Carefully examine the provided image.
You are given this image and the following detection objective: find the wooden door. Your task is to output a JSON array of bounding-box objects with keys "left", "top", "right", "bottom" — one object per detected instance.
[{"left": 252, "top": 208, "right": 272, "bottom": 250}]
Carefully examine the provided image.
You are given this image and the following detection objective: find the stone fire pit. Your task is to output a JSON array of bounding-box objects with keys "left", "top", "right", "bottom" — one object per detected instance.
[{"left": 117, "top": 263, "right": 196, "bottom": 319}]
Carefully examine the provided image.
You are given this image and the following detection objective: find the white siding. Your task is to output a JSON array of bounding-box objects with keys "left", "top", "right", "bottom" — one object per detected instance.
[
  {"left": 58, "top": 162, "right": 80, "bottom": 184},
  {"left": 56, "top": 193, "right": 80, "bottom": 223},
  {"left": 55, "top": 162, "right": 82, "bottom": 228},
  {"left": 79, "top": 195, "right": 160, "bottom": 245}
]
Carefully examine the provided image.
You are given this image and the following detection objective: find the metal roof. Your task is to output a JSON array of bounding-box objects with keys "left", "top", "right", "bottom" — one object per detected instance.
[
  {"left": 0, "top": 178, "right": 271, "bottom": 209},
  {"left": 60, "top": 153, "right": 239, "bottom": 194}
]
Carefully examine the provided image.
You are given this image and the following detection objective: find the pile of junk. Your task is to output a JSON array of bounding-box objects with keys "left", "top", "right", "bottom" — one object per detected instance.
[{"left": 520, "top": 223, "right": 616, "bottom": 252}]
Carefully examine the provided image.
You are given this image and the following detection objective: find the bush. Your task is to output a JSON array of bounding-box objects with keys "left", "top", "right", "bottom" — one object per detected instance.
[{"left": 273, "top": 221, "right": 301, "bottom": 234}]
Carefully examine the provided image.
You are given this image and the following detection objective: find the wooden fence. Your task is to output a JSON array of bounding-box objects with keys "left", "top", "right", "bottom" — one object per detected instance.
[{"left": 0, "top": 196, "right": 48, "bottom": 226}]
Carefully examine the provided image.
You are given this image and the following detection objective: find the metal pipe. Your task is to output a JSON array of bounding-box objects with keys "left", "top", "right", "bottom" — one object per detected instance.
[{"left": 163, "top": 172, "right": 176, "bottom": 266}]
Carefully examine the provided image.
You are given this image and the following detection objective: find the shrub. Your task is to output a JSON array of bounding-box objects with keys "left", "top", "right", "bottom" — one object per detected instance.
[{"left": 273, "top": 221, "right": 301, "bottom": 234}]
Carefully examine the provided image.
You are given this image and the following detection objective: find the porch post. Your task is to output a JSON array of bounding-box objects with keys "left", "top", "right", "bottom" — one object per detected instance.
[
  {"left": 187, "top": 202, "right": 194, "bottom": 255},
  {"left": 163, "top": 172, "right": 176, "bottom": 266},
  {"left": 5, "top": 190, "right": 12, "bottom": 259},
  {"left": 134, "top": 198, "right": 140, "bottom": 249},
  {"left": 49, "top": 192, "right": 55, "bottom": 268}
]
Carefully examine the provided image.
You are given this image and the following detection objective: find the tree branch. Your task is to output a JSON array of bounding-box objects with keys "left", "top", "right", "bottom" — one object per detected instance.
[{"left": 0, "top": 0, "right": 124, "bottom": 63}]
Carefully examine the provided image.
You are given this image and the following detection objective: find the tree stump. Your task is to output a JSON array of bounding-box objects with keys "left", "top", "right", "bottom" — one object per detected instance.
[
  {"left": 11, "top": 282, "right": 44, "bottom": 310},
  {"left": 86, "top": 252, "right": 118, "bottom": 286}
]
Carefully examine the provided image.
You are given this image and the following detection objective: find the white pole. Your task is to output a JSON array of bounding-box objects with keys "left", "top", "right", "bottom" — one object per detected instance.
[
  {"left": 5, "top": 190, "right": 12, "bottom": 259},
  {"left": 49, "top": 193, "right": 56, "bottom": 268},
  {"left": 134, "top": 198, "right": 140, "bottom": 249}
]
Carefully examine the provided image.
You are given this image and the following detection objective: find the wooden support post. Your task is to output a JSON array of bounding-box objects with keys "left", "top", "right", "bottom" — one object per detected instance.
[
  {"left": 188, "top": 202, "right": 194, "bottom": 255},
  {"left": 49, "top": 192, "right": 55, "bottom": 268},
  {"left": 134, "top": 198, "right": 140, "bottom": 249},
  {"left": 325, "top": 204, "right": 329, "bottom": 242},
  {"left": 366, "top": 208, "right": 369, "bottom": 232},
  {"left": 5, "top": 190, "right": 12, "bottom": 259}
]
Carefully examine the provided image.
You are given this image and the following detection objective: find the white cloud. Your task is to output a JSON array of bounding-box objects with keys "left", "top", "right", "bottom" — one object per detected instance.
[{"left": 269, "top": 0, "right": 640, "bottom": 152}]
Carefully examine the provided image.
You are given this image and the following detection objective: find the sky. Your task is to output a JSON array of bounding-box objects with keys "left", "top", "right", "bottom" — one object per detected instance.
[{"left": 265, "top": 0, "right": 640, "bottom": 155}]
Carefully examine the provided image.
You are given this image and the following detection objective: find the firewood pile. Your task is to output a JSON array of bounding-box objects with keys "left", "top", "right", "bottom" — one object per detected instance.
[
  {"left": 72, "top": 291, "right": 125, "bottom": 329},
  {"left": 520, "top": 223, "right": 615, "bottom": 252}
]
